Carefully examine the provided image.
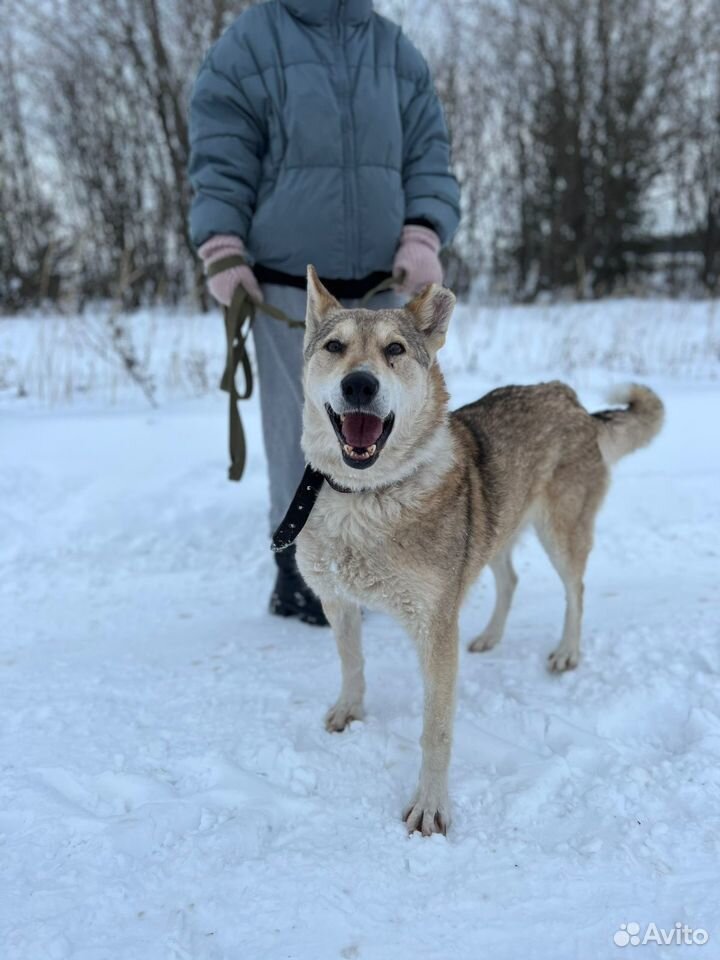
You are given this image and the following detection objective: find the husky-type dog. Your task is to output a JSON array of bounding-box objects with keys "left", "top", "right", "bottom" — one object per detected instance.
[{"left": 293, "top": 266, "right": 664, "bottom": 836}]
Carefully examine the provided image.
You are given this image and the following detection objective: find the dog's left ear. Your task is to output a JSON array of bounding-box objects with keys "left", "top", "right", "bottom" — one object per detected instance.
[
  {"left": 404, "top": 284, "right": 456, "bottom": 352},
  {"left": 306, "top": 265, "right": 341, "bottom": 337}
]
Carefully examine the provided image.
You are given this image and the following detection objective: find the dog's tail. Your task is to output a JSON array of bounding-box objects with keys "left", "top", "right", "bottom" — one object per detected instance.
[{"left": 592, "top": 384, "right": 664, "bottom": 466}]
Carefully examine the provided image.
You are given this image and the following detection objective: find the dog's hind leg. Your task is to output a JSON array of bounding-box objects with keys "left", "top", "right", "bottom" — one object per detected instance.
[
  {"left": 323, "top": 598, "right": 365, "bottom": 732},
  {"left": 534, "top": 494, "right": 596, "bottom": 673},
  {"left": 468, "top": 545, "right": 518, "bottom": 653}
]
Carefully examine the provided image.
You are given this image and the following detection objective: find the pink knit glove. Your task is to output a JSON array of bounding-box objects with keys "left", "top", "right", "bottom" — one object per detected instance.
[
  {"left": 392, "top": 224, "right": 443, "bottom": 294},
  {"left": 198, "top": 235, "right": 263, "bottom": 305}
]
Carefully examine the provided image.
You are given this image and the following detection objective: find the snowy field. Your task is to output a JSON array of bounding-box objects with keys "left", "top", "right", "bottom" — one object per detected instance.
[{"left": 2, "top": 300, "right": 719, "bottom": 959}]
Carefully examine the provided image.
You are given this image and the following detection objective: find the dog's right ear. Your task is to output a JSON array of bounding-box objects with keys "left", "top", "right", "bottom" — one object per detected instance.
[
  {"left": 405, "top": 283, "right": 456, "bottom": 353},
  {"left": 306, "top": 265, "right": 341, "bottom": 336}
]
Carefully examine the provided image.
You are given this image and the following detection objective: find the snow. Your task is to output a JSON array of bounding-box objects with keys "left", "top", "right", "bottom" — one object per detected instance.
[{"left": 2, "top": 301, "right": 719, "bottom": 958}]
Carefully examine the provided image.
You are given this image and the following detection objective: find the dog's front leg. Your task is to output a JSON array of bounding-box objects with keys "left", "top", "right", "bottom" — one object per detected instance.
[
  {"left": 322, "top": 597, "right": 365, "bottom": 732},
  {"left": 404, "top": 612, "right": 459, "bottom": 836}
]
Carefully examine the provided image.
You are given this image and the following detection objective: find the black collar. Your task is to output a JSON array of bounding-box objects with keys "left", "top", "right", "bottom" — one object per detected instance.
[
  {"left": 271, "top": 465, "right": 349, "bottom": 552},
  {"left": 271, "top": 462, "right": 410, "bottom": 551}
]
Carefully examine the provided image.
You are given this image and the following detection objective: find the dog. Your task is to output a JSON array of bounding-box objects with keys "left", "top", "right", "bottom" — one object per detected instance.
[{"left": 292, "top": 266, "right": 664, "bottom": 836}]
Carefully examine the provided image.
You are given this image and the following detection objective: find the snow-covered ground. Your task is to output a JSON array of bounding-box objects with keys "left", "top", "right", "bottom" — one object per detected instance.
[{"left": 2, "top": 301, "right": 719, "bottom": 959}]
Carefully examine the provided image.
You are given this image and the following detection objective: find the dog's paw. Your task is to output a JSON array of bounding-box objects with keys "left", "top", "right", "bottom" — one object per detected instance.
[
  {"left": 468, "top": 630, "right": 501, "bottom": 653},
  {"left": 325, "top": 700, "right": 364, "bottom": 732},
  {"left": 547, "top": 645, "right": 579, "bottom": 673},
  {"left": 403, "top": 789, "right": 450, "bottom": 837}
]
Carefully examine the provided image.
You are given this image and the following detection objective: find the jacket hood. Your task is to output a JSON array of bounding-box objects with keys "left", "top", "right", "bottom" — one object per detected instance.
[{"left": 280, "top": 0, "right": 373, "bottom": 25}]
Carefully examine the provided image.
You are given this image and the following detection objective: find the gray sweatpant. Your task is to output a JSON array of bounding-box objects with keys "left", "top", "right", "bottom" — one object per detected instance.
[{"left": 253, "top": 282, "right": 401, "bottom": 532}]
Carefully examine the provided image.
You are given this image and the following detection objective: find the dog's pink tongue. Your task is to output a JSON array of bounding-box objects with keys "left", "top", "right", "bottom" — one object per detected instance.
[{"left": 341, "top": 413, "right": 383, "bottom": 447}]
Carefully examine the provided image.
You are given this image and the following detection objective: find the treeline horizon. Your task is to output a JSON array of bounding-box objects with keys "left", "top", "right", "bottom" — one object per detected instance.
[{"left": 1, "top": 0, "right": 718, "bottom": 312}]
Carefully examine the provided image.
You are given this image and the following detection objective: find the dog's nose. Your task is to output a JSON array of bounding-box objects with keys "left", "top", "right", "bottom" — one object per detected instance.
[{"left": 341, "top": 370, "right": 379, "bottom": 406}]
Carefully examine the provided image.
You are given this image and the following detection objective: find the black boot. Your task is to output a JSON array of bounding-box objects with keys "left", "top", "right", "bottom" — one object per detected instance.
[{"left": 269, "top": 544, "right": 329, "bottom": 626}]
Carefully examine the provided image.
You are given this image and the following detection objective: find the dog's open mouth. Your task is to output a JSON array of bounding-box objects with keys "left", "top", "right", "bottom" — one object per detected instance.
[{"left": 325, "top": 405, "right": 395, "bottom": 470}]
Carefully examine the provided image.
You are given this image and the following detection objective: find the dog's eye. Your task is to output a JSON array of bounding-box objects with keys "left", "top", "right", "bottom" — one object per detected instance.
[
  {"left": 324, "top": 340, "right": 344, "bottom": 354},
  {"left": 385, "top": 342, "right": 405, "bottom": 357}
]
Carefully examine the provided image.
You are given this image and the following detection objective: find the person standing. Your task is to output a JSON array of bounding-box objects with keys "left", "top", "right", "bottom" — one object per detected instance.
[{"left": 189, "top": 0, "right": 460, "bottom": 625}]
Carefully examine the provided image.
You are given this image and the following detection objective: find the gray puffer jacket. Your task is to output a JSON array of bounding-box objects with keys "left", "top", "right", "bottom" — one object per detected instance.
[{"left": 189, "top": 0, "right": 460, "bottom": 281}]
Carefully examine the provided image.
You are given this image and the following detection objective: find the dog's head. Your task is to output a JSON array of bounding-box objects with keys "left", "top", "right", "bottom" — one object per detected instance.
[{"left": 301, "top": 265, "right": 455, "bottom": 489}]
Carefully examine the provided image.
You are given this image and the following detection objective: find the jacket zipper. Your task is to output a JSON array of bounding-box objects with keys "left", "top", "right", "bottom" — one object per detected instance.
[{"left": 336, "top": 1, "right": 360, "bottom": 277}]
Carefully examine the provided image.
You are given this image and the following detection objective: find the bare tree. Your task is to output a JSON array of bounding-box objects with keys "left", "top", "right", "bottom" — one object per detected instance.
[
  {"left": 20, "top": 0, "right": 249, "bottom": 308},
  {"left": 484, "top": 0, "right": 696, "bottom": 298},
  {"left": 673, "top": 0, "right": 720, "bottom": 292},
  {"left": 0, "top": 16, "right": 63, "bottom": 311},
  {"left": 418, "top": 0, "right": 499, "bottom": 294}
]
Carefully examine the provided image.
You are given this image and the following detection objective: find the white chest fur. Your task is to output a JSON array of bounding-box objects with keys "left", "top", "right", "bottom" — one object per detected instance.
[{"left": 297, "top": 487, "right": 404, "bottom": 608}]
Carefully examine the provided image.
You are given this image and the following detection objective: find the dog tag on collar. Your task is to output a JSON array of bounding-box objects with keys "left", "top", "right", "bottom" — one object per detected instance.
[{"left": 271, "top": 464, "right": 326, "bottom": 552}]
